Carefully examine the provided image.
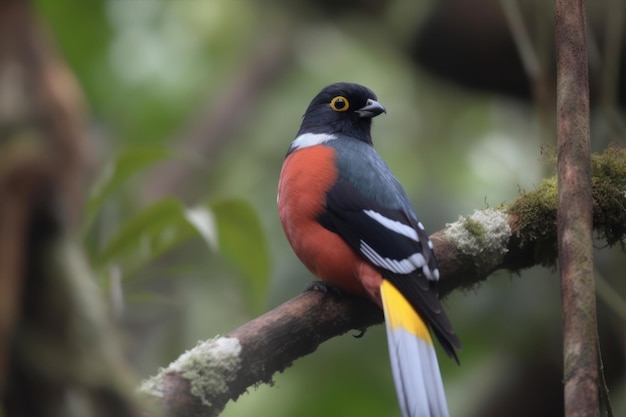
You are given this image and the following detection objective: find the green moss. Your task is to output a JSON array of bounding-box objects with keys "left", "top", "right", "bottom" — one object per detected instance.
[
  {"left": 462, "top": 217, "right": 486, "bottom": 245},
  {"left": 507, "top": 144, "right": 626, "bottom": 265},
  {"left": 591, "top": 144, "right": 626, "bottom": 247},
  {"left": 507, "top": 177, "right": 559, "bottom": 266}
]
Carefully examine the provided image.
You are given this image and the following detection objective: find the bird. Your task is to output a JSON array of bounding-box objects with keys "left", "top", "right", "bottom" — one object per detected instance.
[{"left": 277, "top": 82, "right": 461, "bottom": 417}]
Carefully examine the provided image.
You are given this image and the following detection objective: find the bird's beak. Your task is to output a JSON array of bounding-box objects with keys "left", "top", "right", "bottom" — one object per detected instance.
[{"left": 355, "top": 99, "right": 387, "bottom": 118}]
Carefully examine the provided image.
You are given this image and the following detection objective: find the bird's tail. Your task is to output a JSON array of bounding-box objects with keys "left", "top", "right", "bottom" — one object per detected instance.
[{"left": 380, "top": 280, "right": 450, "bottom": 417}]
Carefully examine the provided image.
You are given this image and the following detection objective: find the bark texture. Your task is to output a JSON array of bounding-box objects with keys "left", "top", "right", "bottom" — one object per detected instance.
[{"left": 555, "top": 1, "right": 599, "bottom": 416}]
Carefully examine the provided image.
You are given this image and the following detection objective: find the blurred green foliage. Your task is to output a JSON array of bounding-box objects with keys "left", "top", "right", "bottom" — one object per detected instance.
[
  {"left": 33, "top": 0, "right": 626, "bottom": 416},
  {"left": 82, "top": 145, "right": 270, "bottom": 316},
  {"left": 84, "top": 146, "right": 174, "bottom": 232}
]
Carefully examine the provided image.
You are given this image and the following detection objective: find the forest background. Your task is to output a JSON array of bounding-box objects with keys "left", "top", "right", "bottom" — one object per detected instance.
[{"left": 4, "top": 1, "right": 626, "bottom": 416}]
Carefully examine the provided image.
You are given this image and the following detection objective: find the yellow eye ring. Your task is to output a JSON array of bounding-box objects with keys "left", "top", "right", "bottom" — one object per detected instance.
[{"left": 330, "top": 96, "right": 349, "bottom": 112}]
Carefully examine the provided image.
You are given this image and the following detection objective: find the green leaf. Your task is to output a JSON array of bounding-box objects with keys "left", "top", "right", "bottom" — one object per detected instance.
[
  {"left": 94, "top": 198, "right": 196, "bottom": 271},
  {"left": 83, "top": 146, "right": 174, "bottom": 234},
  {"left": 209, "top": 198, "right": 270, "bottom": 314},
  {"left": 92, "top": 196, "right": 270, "bottom": 314}
]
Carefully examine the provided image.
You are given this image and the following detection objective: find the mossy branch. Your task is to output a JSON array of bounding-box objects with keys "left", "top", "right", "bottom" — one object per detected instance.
[{"left": 139, "top": 145, "right": 626, "bottom": 417}]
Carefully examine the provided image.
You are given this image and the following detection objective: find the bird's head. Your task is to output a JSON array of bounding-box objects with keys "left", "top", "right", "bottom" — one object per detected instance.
[{"left": 297, "top": 82, "right": 386, "bottom": 145}]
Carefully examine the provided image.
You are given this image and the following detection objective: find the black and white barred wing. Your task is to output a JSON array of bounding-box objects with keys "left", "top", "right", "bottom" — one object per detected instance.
[{"left": 318, "top": 178, "right": 460, "bottom": 359}]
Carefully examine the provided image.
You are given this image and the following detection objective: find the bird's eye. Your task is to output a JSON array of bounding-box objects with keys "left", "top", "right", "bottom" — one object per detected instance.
[{"left": 330, "top": 96, "right": 349, "bottom": 112}]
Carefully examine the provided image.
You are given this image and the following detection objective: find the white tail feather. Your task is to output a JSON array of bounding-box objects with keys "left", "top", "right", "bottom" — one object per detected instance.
[{"left": 381, "top": 282, "right": 450, "bottom": 417}]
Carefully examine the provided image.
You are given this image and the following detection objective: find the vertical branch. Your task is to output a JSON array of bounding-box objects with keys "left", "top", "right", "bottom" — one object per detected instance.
[{"left": 554, "top": 2, "right": 599, "bottom": 417}]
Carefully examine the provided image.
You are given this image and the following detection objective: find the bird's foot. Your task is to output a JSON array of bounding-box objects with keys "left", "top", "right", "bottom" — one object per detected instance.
[
  {"left": 305, "top": 280, "right": 343, "bottom": 296},
  {"left": 305, "top": 282, "right": 367, "bottom": 338}
]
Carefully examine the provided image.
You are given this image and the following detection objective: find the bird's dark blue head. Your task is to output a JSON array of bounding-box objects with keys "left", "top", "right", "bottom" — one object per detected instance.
[{"left": 297, "top": 82, "right": 386, "bottom": 145}]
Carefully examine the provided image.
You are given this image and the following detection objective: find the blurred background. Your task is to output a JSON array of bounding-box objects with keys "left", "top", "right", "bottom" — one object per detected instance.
[{"left": 32, "top": 0, "right": 625, "bottom": 416}]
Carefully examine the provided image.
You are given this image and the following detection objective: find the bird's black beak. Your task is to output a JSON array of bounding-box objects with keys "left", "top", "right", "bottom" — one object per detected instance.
[{"left": 355, "top": 98, "right": 386, "bottom": 118}]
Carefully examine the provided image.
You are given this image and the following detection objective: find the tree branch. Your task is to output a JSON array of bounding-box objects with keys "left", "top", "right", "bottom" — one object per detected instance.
[
  {"left": 139, "top": 145, "right": 626, "bottom": 416},
  {"left": 555, "top": 2, "right": 599, "bottom": 417},
  {"left": 140, "top": 290, "right": 382, "bottom": 417}
]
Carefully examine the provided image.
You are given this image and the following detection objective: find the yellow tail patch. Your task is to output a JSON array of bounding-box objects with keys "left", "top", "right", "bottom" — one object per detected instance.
[{"left": 380, "top": 280, "right": 433, "bottom": 344}]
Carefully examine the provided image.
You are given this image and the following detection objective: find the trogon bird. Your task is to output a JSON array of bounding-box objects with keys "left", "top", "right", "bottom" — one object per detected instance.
[{"left": 277, "top": 82, "right": 461, "bottom": 417}]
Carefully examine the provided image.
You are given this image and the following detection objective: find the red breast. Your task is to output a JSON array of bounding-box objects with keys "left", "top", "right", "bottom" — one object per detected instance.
[{"left": 278, "top": 145, "right": 379, "bottom": 297}]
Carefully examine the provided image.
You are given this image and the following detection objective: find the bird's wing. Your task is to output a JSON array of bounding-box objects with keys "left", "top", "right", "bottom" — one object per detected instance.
[{"left": 318, "top": 177, "right": 461, "bottom": 359}]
